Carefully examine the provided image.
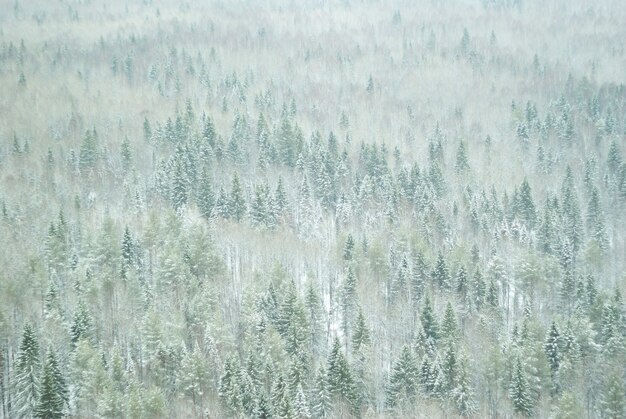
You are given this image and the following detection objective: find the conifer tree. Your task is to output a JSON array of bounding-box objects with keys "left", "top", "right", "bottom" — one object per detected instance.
[
  {"left": 34, "top": 348, "right": 67, "bottom": 419},
  {"left": 453, "top": 354, "right": 476, "bottom": 417},
  {"left": 79, "top": 128, "right": 99, "bottom": 170},
  {"left": 70, "top": 301, "right": 92, "bottom": 347},
  {"left": 14, "top": 324, "right": 41, "bottom": 418},
  {"left": 304, "top": 282, "right": 323, "bottom": 354},
  {"left": 251, "top": 183, "right": 269, "bottom": 228},
  {"left": 601, "top": 371, "right": 625, "bottom": 419},
  {"left": 411, "top": 250, "right": 427, "bottom": 306},
  {"left": 312, "top": 365, "right": 332, "bottom": 418},
  {"left": 518, "top": 178, "right": 537, "bottom": 229},
  {"left": 229, "top": 173, "right": 246, "bottom": 222},
  {"left": 440, "top": 302, "right": 459, "bottom": 346},
  {"left": 343, "top": 234, "right": 355, "bottom": 262},
  {"left": 196, "top": 167, "right": 215, "bottom": 220},
  {"left": 341, "top": 267, "right": 357, "bottom": 345},
  {"left": 386, "top": 346, "right": 419, "bottom": 408},
  {"left": 472, "top": 268, "right": 486, "bottom": 311},
  {"left": 352, "top": 308, "right": 371, "bottom": 354},
  {"left": 432, "top": 252, "right": 450, "bottom": 289},
  {"left": 545, "top": 322, "right": 561, "bottom": 395},
  {"left": 294, "top": 383, "right": 311, "bottom": 419},
  {"left": 120, "top": 136, "right": 132, "bottom": 171},
  {"left": 421, "top": 296, "right": 439, "bottom": 346},
  {"left": 219, "top": 355, "right": 242, "bottom": 413},
  {"left": 509, "top": 357, "right": 533, "bottom": 417},
  {"left": 455, "top": 141, "right": 470, "bottom": 174},
  {"left": 215, "top": 186, "right": 230, "bottom": 219}
]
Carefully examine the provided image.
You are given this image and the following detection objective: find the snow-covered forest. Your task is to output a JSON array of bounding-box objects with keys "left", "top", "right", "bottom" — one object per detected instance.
[{"left": 1, "top": 0, "right": 626, "bottom": 417}]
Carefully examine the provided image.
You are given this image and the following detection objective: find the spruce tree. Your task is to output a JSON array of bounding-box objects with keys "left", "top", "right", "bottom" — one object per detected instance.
[
  {"left": 440, "top": 302, "right": 459, "bottom": 346},
  {"left": 34, "top": 349, "right": 67, "bottom": 419},
  {"left": 196, "top": 167, "right": 215, "bottom": 220},
  {"left": 432, "top": 252, "right": 450, "bottom": 289},
  {"left": 340, "top": 267, "right": 357, "bottom": 346},
  {"left": 79, "top": 128, "right": 99, "bottom": 170},
  {"left": 229, "top": 173, "right": 247, "bottom": 222},
  {"left": 120, "top": 136, "right": 132, "bottom": 171},
  {"left": 343, "top": 233, "right": 355, "bottom": 262},
  {"left": 544, "top": 321, "right": 561, "bottom": 394},
  {"left": 421, "top": 296, "right": 439, "bottom": 344},
  {"left": 601, "top": 371, "right": 625, "bottom": 419},
  {"left": 219, "top": 355, "right": 242, "bottom": 413},
  {"left": 351, "top": 308, "right": 371, "bottom": 354},
  {"left": 70, "top": 301, "right": 92, "bottom": 347},
  {"left": 294, "top": 383, "right": 311, "bottom": 419},
  {"left": 453, "top": 354, "right": 476, "bottom": 417},
  {"left": 518, "top": 178, "right": 537, "bottom": 229},
  {"left": 312, "top": 365, "right": 332, "bottom": 418},
  {"left": 386, "top": 346, "right": 419, "bottom": 408},
  {"left": 215, "top": 186, "right": 230, "bottom": 219},
  {"left": 251, "top": 183, "right": 269, "bottom": 228},
  {"left": 509, "top": 357, "right": 533, "bottom": 417},
  {"left": 14, "top": 324, "right": 41, "bottom": 418}
]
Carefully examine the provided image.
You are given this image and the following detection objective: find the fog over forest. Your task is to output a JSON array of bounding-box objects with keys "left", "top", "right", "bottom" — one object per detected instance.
[{"left": 1, "top": 0, "right": 626, "bottom": 418}]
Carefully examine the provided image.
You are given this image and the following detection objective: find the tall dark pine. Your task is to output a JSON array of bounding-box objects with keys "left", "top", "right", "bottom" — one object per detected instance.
[
  {"left": 432, "top": 252, "right": 450, "bottom": 289},
  {"left": 34, "top": 349, "right": 67, "bottom": 418},
  {"left": 229, "top": 173, "right": 246, "bottom": 222},
  {"left": 14, "top": 324, "right": 41, "bottom": 418}
]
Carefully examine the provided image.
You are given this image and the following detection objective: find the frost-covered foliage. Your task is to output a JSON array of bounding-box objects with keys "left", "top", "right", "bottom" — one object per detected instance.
[{"left": 1, "top": 0, "right": 626, "bottom": 417}]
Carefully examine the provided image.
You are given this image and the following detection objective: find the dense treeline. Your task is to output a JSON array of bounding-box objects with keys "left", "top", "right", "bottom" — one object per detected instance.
[{"left": 1, "top": 0, "right": 625, "bottom": 418}]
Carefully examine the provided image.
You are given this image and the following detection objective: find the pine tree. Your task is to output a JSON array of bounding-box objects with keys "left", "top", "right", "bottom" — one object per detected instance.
[
  {"left": 518, "top": 178, "right": 537, "bottom": 229},
  {"left": 251, "top": 183, "right": 269, "bottom": 228},
  {"left": 79, "top": 128, "right": 99, "bottom": 170},
  {"left": 421, "top": 296, "right": 439, "bottom": 343},
  {"left": 298, "top": 175, "right": 318, "bottom": 241},
  {"left": 456, "top": 265, "right": 469, "bottom": 301},
  {"left": 352, "top": 308, "right": 371, "bottom": 354},
  {"left": 14, "top": 324, "right": 41, "bottom": 418},
  {"left": 455, "top": 141, "right": 470, "bottom": 174},
  {"left": 586, "top": 187, "right": 608, "bottom": 251},
  {"left": 601, "top": 371, "right": 625, "bottom": 419},
  {"left": 440, "top": 302, "right": 459, "bottom": 346},
  {"left": 441, "top": 344, "right": 458, "bottom": 395},
  {"left": 294, "top": 383, "right": 311, "bottom": 419},
  {"left": 432, "top": 252, "right": 450, "bottom": 289},
  {"left": 215, "top": 186, "right": 230, "bottom": 219},
  {"left": 472, "top": 268, "right": 486, "bottom": 311},
  {"left": 70, "top": 301, "right": 92, "bottom": 347},
  {"left": 179, "top": 346, "right": 210, "bottom": 416},
  {"left": 143, "top": 117, "right": 152, "bottom": 143},
  {"left": 171, "top": 152, "right": 189, "bottom": 210},
  {"left": 545, "top": 321, "right": 561, "bottom": 394},
  {"left": 274, "top": 176, "right": 288, "bottom": 216},
  {"left": 278, "top": 104, "right": 296, "bottom": 166},
  {"left": 229, "top": 173, "right": 246, "bottom": 222},
  {"left": 509, "top": 357, "right": 533, "bottom": 417},
  {"left": 34, "top": 348, "right": 67, "bottom": 419},
  {"left": 453, "top": 354, "right": 476, "bottom": 417},
  {"left": 343, "top": 233, "right": 355, "bottom": 262},
  {"left": 340, "top": 267, "right": 357, "bottom": 345},
  {"left": 219, "top": 355, "right": 242, "bottom": 413},
  {"left": 327, "top": 338, "right": 358, "bottom": 410},
  {"left": 607, "top": 140, "right": 622, "bottom": 175},
  {"left": 411, "top": 250, "right": 427, "bottom": 306},
  {"left": 196, "top": 167, "right": 215, "bottom": 220},
  {"left": 304, "top": 282, "right": 323, "bottom": 354},
  {"left": 312, "top": 365, "right": 332, "bottom": 418},
  {"left": 386, "top": 346, "right": 419, "bottom": 408},
  {"left": 120, "top": 136, "right": 132, "bottom": 171}
]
